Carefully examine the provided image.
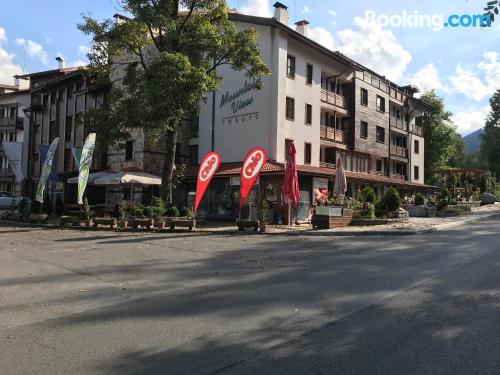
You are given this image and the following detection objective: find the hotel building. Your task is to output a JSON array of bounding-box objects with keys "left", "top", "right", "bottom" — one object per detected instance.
[{"left": 188, "top": 3, "right": 431, "bottom": 221}]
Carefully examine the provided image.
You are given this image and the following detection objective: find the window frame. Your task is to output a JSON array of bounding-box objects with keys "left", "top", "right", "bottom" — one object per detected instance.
[
  {"left": 376, "top": 95, "right": 385, "bottom": 113},
  {"left": 414, "top": 165, "right": 420, "bottom": 180},
  {"left": 376, "top": 126, "right": 385, "bottom": 144},
  {"left": 306, "top": 63, "right": 313, "bottom": 85},
  {"left": 286, "top": 97, "right": 295, "bottom": 121},
  {"left": 360, "top": 121, "right": 368, "bottom": 139},
  {"left": 287, "top": 54, "right": 296, "bottom": 78},
  {"left": 305, "top": 103, "right": 312, "bottom": 125},
  {"left": 414, "top": 139, "right": 420, "bottom": 154},
  {"left": 125, "top": 140, "right": 134, "bottom": 161},
  {"left": 304, "top": 142, "right": 312, "bottom": 165},
  {"left": 360, "top": 87, "right": 368, "bottom": 106}
]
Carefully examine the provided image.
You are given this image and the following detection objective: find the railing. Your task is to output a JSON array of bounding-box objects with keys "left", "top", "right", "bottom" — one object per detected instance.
[
  {"left": 0, "top": 168, "right": 14, "bottom": 180},
  {"left": 391, "top": 174, "right": 408, "bottom": 181},
  {"left": 320, "top": 89, "right": 347, "bottom": 110},
  {"left": 390, "top": 145, "right": 408, "bottom": 158},
  {"left": 320, "top": 125, "right": 344, "bottom": 143},
  {"left": 320, "top": 161, "right": 336, "bottom": 169},
  {"left": 389, "top": 87, "right": 407, "bottom": 103},
  {"left": 410, "top": 124, "right": 423, "bottom": 136},
  {"left": 390, "top": 116, "right": 407, "bottom": 131},
  {"left": 0, "top": 117, "right": 23, "bottom": 129}
]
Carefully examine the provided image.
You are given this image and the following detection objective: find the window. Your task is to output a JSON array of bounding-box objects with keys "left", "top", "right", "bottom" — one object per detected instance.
[
  {"left": 376, "top": 160, "right": 382, "bottom": 172},
  {"left": 360, "top": 121, "right": 368, "bottom": 139},
  {"left": 9, "top": 132, "right": 15, "bottom": 142},
  {"left": 306, "top": 63, "right": 313, "bottom": 85},
  {"left": 9, "top": 107, "right": 15, "bottom": 118},
  {"left": 376, "top": 126, "right": 385, "bottom": 143},
  {"left": 67, "top": 85, "right": 73, "bottom": 99},
  {"left": 287, "top": 55, "right": 296, "bottom": 78},
  {"left": 189, "top": 145, "right": 198, "bottom": 166},
  {"left": 305, "top": 103, "right": 312, "bottom": 125},
  {"left": 43, "top": 93, "right": 48, "bottom": 108},
  {"left": 125, "top": 140, "right": 134, "bottom": 161},
  {"left": 58, "top": 89, "right": 65, "bottom": 102},
  {"left": 65, "top": 116, "right": 72, "bottom": 142},
  {"left": 50, "top": 92, "right": 56, "bottom": 105},
  {"left": 360, "top": 88, "right": 368, "bottom": 106},
  {"left": 49, "top": 120, "right": 57, "bottom": 140},
  {"left": 414, "top": 140, "right": 420, "bottom": 154},
  {"left": 325, "top": 148, "right": 336, "bottom": 164},
  {"left": 376, "top": 95, "right": 385, "bottom": 112},
  {"left": 414, "top": 166, "right": 420, "bottom": 180},
  {"left": 286, "top": 97, "right": 295, "bottom": 120},
  {"left": 304, "top": 143, "right": 312, "bottom": 165}
]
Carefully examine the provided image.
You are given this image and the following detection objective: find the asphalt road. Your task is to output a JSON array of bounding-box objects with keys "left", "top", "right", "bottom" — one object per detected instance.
[{"left": 1, "top": 216, "right": 500, "bottom": 375}]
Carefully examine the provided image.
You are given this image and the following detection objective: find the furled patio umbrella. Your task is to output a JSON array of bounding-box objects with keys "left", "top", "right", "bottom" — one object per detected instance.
[
  {"left": 283, "top": 141, "right": 300, "bottom": 225},
  {"left": 333, "top": 158, "right": 347, "bottom": 198}
]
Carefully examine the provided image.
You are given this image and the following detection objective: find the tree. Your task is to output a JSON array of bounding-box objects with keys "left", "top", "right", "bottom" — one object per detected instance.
[
  {"left": 481, "top": 89, "right": 500, "bottom": 180},
  {"left": 79, "top": 0, "right": 270, "bottom": 203},
  {"left": 420, "top": 91, "right": 462, "bottom": 184}
]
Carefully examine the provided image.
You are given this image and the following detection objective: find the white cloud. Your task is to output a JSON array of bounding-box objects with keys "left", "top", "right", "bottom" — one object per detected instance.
[
  {"left": 309, "top": 17, "right": 412, "bottom": 81},
  {"left": 42, "top": 33, "right": 52, "bottom": 45},
  {"left": 449, "top": 52, "right": 500, "bottom": 101},
  {"left": 327, "top": 10, "right": 336, "bottom": 16},
  {"left": 309, "top": 26, "right": 337, "bottom": 51},
  {"left": 303, "top": 5, "right": 312, "bottom": 14},
  {"left": 408, "top": 63, "right": 444, "bottom": 94},
  {"left": 78, "top": 45, "right": 90, "bottom": 55},
  {"left": 239, "top": 0, "right": 271, "bottom": 17},
  {"left": 70, "top": 60, "right": 87, "bottom": 67},
  {"left": 0, "top": 27, "right": 23, "bottom": 84},
  {"left": 16, "top": 38, "right": 49, "bottom": 65},
  {"left": 451, "top": 106, "right": 489, "bottom": 135}
]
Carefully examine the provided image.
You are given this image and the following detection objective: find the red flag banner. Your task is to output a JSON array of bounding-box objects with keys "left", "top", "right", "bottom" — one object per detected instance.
[
  {"left": 194, "top": 151, "right": 221, "bottom": 214},
  {"left": 240, "top": 147, "right": 267, "bottom": 209}
]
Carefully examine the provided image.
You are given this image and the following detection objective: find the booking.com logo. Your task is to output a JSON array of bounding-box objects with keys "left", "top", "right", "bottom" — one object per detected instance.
[{"left": 364, "top": 10, "right": 492, "bottom": 31}]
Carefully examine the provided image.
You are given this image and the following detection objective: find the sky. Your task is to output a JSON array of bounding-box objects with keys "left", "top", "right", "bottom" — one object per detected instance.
[{"left": 0, "top": 0, "right": 498, "bottom": 136}]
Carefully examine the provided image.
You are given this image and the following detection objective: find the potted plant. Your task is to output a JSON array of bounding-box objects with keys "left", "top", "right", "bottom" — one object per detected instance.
[
  {"left": 117, "top": 201, "right": 128, "bottom": 228},
  {"left": 151, "top": 197, "right": 166, "bottom": 229},
  {"left": 258, "top": 200, "right": 269, "bottom": 233},
  {"left": 82, "top": 197, "right": 93, "bottom": 227}
]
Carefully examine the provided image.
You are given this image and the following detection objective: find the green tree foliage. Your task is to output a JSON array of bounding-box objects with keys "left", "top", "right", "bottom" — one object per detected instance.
[
  {"left": 481, "top": 89, "right": 500, "bottom": 180},
  {"left": 414, "top": 192, "right": 424, "bottom": 206},
  {"left": 420, "top": 91, "right": 463, "bottom": 184},
  {"left": 383, "top": 187, "right": 401, "bottom": 211},
  {"left": 360, "top": 187, "right": 377, "bottom": 204},
  {"left": 78, "top": 1, "right": 271, "bottom": 203}
]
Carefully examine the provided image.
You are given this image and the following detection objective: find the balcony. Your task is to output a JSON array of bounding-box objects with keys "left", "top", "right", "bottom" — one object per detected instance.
[
  {"left": 389, "top": 87, "right": 408, "bottom": 103},
  {"left": 390, "top": 145, "right": 408, "bottom": 159},
  {"left": 320, "top": 125, "right": 344, "bottom": 144},
  {"left": 0, "top": 116, "right": 23, "bottom": 130},
  {"left": 321, "top": 89, "right": 348, "bottom": 112},
  {"left": 0, "top": 168, "right": 14, "bottom": 181},
  {"left": 320, "top": 161, "right": 336, "bottom": 169},
  {"left": 410, "top": 124, "right": 423, "bottom": 136},
  {"left": 390, "top": 116, "right": 407, "bottom": 132}
]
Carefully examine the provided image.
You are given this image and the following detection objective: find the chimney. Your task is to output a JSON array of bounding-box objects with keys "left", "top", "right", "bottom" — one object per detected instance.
[
  {"left": 273, "top": 2, "right": 288, "bottom": 25},
  {"left": 295, "top": 20, "right": 310, "bottom": 37},
  {"left": 56, "top": 56, "right": 65, "bottom": 69}
]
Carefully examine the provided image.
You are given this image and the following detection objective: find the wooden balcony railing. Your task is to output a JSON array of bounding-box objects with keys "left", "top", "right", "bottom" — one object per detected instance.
[
  {"left": 390, "top": 116, "right": 407, "bottom": 131},
  {"left": 0, "top": 168, "right": 14, "bottom": 181},
  {"left": 0, "top": 117, "right": 23, "bottom": 129},
  {"left": 320, "top": 125, "right": 344, "bottom": 143},
  {"left": 410, "top": 124, "right": 423, "bottom": 136},
  {"left": 320, "top": 161, "right": 336, "bottom": 169},
  {"left": 321, "top": 89, "right": 348, "bottom": 111},
  {"left": 390, "top": 145, "right": 408, "bottom": 158},
  {"left": 389, "top": 87, "right": 407, "bottom": 103}
]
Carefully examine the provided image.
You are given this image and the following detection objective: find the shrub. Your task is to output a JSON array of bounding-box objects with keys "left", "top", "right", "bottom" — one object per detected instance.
[
  {"left": 165, "top": 206, "right": 180, "bottom": 217},
  {"left": 116, "top": 201, "right": 128, "bottom": 220},
  {"left": 82, "top": 197, "right": 92, "bottom": 220},
  {"left": 366, "top": 203, "right": 376, "bottom": 219},
  {"left": 360, "top": 187, "right": 377, "bottom": 204},
  {"left": 179, "top": 207, "right": 193, "bottom": 218},
  {"left": 439, "top": 188, "right": 451, "bottom": 201},
  {"left": 437, "top": 198, "right": 448, "bottom": 211},
  {"left": 55, "top": 194, "right": 64, "bottom": 216},
  {"left": 383, "top": 187, "right": 401, "bottom": 211},
  {"left": 19, "top": 198, "right": 32, "bottom": 217},
  {"left": 143, "top": 206, "right": 154, "bottom": 218},
  {"left": 133, "top": 206, "right": 144, "bottom": 218},
  {"left": 151, "top": 196, "right": 166, "bottom": 217},
  {"left": 42, "top": 195, "right": 53, "bottom": 215},
  {"left": 414, "top": 192, "right": 425, "bottom": 206},
  {"left": 438, "top": 205, "right": 471, "bottom": 217}
]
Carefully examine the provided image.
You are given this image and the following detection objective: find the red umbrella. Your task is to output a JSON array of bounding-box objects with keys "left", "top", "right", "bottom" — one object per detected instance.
[{"left": 283, "top": 141, "right": 300, "bottom": 208}]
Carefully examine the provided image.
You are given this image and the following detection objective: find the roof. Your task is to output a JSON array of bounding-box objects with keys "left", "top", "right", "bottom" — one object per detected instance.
[
  {"left": 184, "top": 162, "right": 434, "bottom": 188},
  {"left": 17, "top": 67, "right": 79, "bottom": 80}
]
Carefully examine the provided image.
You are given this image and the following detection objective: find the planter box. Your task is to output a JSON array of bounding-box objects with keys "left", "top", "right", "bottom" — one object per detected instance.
[
  {"left": 311, "top": 207, "right": 353, "bottom": 229},
  {"left": 237, "top": 219, "right": 258, "bottom": 232},
  {"left": 170, "top": 218, "right": 195, "bottom": 231},
  {"left": 132, "top": 218, "right": 153, "bottom": 229},
  {"left": 60, "top": 216, "right": 84, "bottom": 227},
  {"left": 30, "top": 213, "right": 48, "bottom": 223},
  {"left": 93, "top": 217, "right": 117, "bottom": 228},
  {"left": 402, "top": 205, "right": 437, "bottom": 218}
]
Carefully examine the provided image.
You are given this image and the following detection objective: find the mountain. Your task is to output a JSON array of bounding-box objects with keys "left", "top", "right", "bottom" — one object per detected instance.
[{"left": 463, "top": 128, "right": 484, "bottom": 154}]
